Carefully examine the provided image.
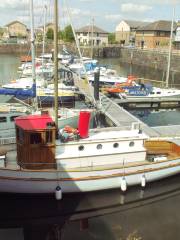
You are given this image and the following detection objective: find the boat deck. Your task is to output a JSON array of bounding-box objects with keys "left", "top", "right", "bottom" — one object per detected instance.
[{"left": 2, "top": 148, "right": 179, "bottom": 172}]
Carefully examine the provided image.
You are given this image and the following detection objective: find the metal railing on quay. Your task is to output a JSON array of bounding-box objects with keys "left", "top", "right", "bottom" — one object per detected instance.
[{"left": 0, "top": 137, "right": 16, "bottom": 145}]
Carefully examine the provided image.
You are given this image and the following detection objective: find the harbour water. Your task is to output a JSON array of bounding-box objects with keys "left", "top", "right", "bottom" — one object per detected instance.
[{"left": 1, "top": 54, "right": 180, "bottom": 239}]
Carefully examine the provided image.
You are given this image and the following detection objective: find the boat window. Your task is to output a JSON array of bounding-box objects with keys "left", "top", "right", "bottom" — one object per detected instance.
[
  {"left": 46, "top": 131, "right": 52, "bottom": 143},
  {"left": 0, "top": 117, "right": 6, "bottom": 123},
  {"left": 129, "top": 141, "right": 135, "bottom": 147},
  {"left": 150, "top": 92, "right": 154, "bottom": 95},
  {"left": 78, "top": 145, "right": 84, "bottom": 151},
  {"left": 157, "top": 92, "right": 161, "bottom": 94},
  {"left": 17, "top": 129, "right": 24, "bottom": 143},
  {"left": 30, "top": 133, "right": 42, "bottom": 144},
  {"left": 10, "top": 116, "right": 19, "bottom": 122},
  {"left": 113, "top": 143, "right": 119, "bottom": 148},
  {"left": 97, "top": 144, "right": 102, "bottom": 150}
]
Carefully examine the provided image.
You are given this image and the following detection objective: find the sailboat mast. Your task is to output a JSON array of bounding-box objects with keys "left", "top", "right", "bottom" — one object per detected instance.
[
  {"left": 54, "top": 0, "right": 59, "bottom": 126},
  {"left": 42, "top": 5, "right": 47, "bottom": 69},
  {"left": 29, "top": 0, "right": 38, "bottom": 109},
  {"left": 165, "top": 7, "right": 175, "bottom": 88},
  {"left": 91, "top": 18, "right": 94, "bottom": 59}
]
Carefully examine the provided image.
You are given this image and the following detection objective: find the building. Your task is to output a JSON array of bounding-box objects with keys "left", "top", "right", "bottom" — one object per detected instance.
[
  {"left": 76, "top": 25, "right": 109, "bottom": 46},
  {"left": 135, "top": 20, "right": 177, "bottom": 49},
  {"left": 2, "top": 21, "right": 28, "bottom": 42},
  {"left": 115, "top": 20, "right": 149, "bottom": 45},
  {"left": 174, "top": 21, "right": 180, "bottom": 49}
]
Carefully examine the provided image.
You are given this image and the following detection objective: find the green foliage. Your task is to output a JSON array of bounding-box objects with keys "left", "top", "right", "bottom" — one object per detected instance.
[
  {"left": 0, "top": 28, "right": 4, "bottom": 37},
  {"left": 46, "top": 28, "right": 54, "bottom": 40},
  {"left": 58, "top": 30, "right": 65, "bottom": 40},
  {"left": 59, "top": 25, "right": 75, "bottom": 42},
  {"left": 108, "top": 33, "right": 116, "bottom": 44}
]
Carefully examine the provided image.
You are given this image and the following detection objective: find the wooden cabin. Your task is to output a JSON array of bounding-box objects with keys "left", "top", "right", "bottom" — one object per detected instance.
[{"left": 15, "top": 114, "right": 56, "bottom": 170}]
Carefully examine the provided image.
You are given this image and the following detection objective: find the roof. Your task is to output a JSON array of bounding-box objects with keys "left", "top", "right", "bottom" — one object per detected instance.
[
  {"left": 46, "top": 23, "right": 54, "bottom": 27},
  {"left": 124, "top": 20, "right": 150, "bottom": 29},
  {"left": 76, "top": 25, "right": 108, "bottom": 34},
  {"left": 5, "top": 21, "right": 27, "bottom": 28},
  {"left": 137, "top": 20, "right": 177, "bottom": 32},
  {"left": 15, "top": 114, "right": 54, "bottom": 131}
]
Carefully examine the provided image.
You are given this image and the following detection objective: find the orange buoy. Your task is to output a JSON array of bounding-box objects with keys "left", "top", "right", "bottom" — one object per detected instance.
[{"left": 107, "top": 87, "right": 125, "bottom": 93}]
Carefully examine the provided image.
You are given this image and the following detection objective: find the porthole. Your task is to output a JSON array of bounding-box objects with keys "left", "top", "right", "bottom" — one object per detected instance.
[
  {"left": 129, "top": 141, "right": 135, "bottom": 147},
  {"left": 97, "top": 144, "right": 102, "bottom": 150},
  {"left": 113, "top": 143, "right": 119, "bottom": 148},
  {"left": 78, "top": 145, "right": 84, "bottom": 151}
]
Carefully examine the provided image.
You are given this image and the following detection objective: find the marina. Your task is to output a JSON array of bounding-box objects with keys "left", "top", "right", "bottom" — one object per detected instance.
[{"left": 0, "top": 0, "right": 180, "bottom": 239}]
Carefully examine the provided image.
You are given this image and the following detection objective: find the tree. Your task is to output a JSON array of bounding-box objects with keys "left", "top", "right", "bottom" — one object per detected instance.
[
  {"left": 46, "top": 28, "right": 54, "bottom": 40},
  {"left": 108, "top": 33, "right": 116, "bottom": 44},
  {"left": 58, "top": 30, "right": 65, "bottom": 41},
  {"left": 0, "top": 28, "right": 4, "bottom": 38},
  {"left": 63, "top": 25, "right": 74, "bottom": 42}
]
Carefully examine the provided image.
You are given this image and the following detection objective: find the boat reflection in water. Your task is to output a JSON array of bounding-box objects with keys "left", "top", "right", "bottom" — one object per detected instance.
[{"left": 1, "top": 173, "right": 180, "bottom": 239}]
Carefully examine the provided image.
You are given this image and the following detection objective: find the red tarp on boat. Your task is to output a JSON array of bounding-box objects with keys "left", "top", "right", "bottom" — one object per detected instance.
[{"left": 15, "top": 115, "right": 54, "bottom": 130}]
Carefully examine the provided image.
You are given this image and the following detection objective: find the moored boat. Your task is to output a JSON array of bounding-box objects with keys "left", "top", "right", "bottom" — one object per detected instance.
[{"left": 1, "top": 112, "right": 180, "bottom": 194}]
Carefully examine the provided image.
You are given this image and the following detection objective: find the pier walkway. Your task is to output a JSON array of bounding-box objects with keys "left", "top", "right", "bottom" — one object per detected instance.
[
  {"left": 113, "top": 97, "right": 180, "bottom": 108},
  {"left": 74, "top": 74, "right": 180, "bottom": 138}
]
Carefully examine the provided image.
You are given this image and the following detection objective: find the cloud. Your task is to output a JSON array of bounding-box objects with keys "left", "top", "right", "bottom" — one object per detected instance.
[
  {"left": 105, "top": 14, "right": 122, "bottom": 21},
  {"left": 120, "top": 0, "right": 180, "bottom": 4},
  {"left": 79, "top": 0, "right": 96, "bottom": 2},
  {"left": 121, "top": 3, "right": 152, "bottom": 13}
]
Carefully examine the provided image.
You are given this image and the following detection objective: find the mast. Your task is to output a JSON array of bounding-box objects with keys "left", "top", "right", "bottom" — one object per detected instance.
[
  {"left": 42, "top": 5, "right": 47, "bottom": 70},
  {"left": 91, "top": 18, "right": 94, "bottom": 59},
  {"left": 29, "top": 0, "right": 38, "bottom": 109},
  {"left": 165, "top": 7, "right": 175, "bottom": 88},
  {"left": 54, "top": 0, "right": 59, "bottom": 126}
]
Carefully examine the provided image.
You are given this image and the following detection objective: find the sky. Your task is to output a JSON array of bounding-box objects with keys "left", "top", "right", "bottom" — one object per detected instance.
[{"left": 0, "top": 0, "right": 180, "bottom": 32}]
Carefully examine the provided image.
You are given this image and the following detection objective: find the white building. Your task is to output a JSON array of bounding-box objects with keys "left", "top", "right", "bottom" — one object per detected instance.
[
  {"left": 76, "top": 25, "right": 108, "bottom": 46},
  {"left": 115, "top": 20, "right": 149, "bottom": 45},
  {"left": 174, "top": 22, "right": 180, "bottom": 49}
]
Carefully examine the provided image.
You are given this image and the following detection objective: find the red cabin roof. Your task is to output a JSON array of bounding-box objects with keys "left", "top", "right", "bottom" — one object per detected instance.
[{"left": 15, "top": 114, "right": 54, "bottom": 130}]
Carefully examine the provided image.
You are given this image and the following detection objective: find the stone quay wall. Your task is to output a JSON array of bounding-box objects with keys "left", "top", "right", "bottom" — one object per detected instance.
[{"left": 0, "top": 43, "right": 180, "bottom": 72}]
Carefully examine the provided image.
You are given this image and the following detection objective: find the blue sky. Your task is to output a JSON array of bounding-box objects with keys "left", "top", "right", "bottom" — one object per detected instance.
[{"left": 0, "top": 0, "right": 180, "bottom": 32}]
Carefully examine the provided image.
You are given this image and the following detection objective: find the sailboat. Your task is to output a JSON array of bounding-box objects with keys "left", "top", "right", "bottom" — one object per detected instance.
[{"left": 1, "top": 1, "right": 180, "bottom": 196}]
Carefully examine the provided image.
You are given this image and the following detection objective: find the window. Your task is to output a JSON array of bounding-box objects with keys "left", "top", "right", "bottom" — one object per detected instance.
[
  {"left": 155, "top": 41, "right": 160, "bottom": 46},
  {"left": 0, "top": 117, "right": 6, "bottom": 123},
  {"left": 78, "top": 145, "right": 84, "bottom": 151},
  {"left": 129, "top": 141, "right": 135, "bottom": 147},
  {"left": 97, "top": 144, "right": 102, "bottom": 150},
  {"left": 30, "top": 133, "right": 42, "bottom": 144},
  {"left": 113, "top": 143, "right": 119, "bottom": 148},
  {"left": 46, "top": 131, "right": 52, "bottom": 143},
  {"left": 17, "top": 128, "right": 24, "bottom": 143},
  {"left": 10, "top": 115, "right": 19, "bottom": 122}
]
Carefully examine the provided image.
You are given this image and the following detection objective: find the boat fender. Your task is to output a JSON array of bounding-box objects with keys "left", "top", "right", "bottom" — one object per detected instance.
[
  {"left": 141, "top": 175, "right": 146, "bottom": 188},
  {"left": 121, "top": 177, "right": 127, "bottom": 192},
  {"left": 55, "top": 186, "right": 62, "bottom": 200}
]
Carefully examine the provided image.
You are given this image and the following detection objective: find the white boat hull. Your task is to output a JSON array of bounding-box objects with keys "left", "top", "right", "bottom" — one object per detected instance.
[{"left": 0, "top": 158, "right": 180, "bottom": 194}]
